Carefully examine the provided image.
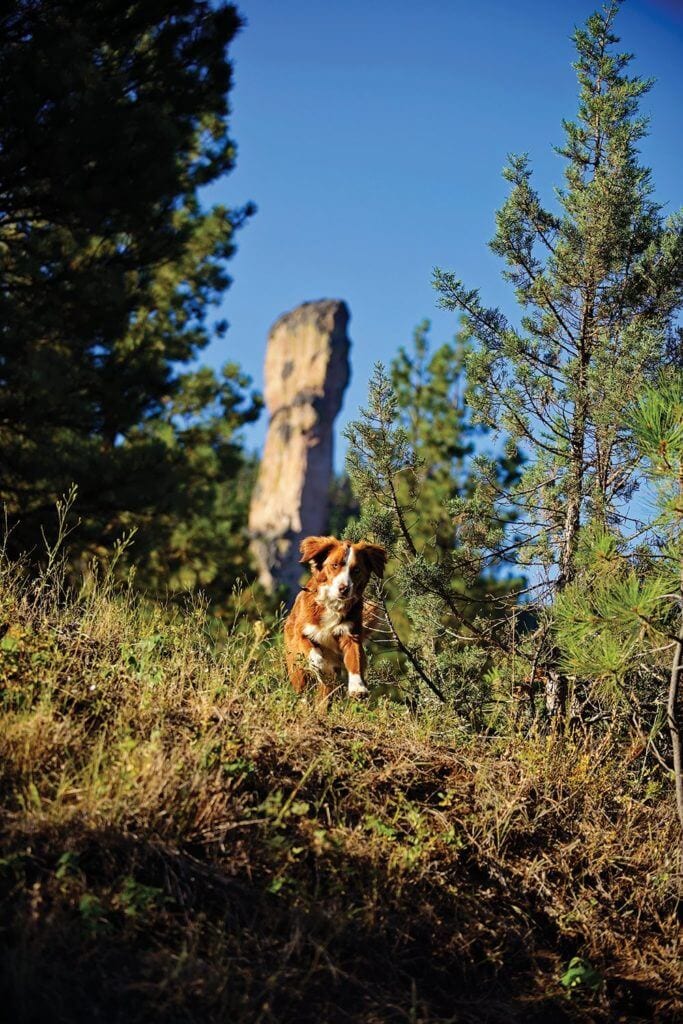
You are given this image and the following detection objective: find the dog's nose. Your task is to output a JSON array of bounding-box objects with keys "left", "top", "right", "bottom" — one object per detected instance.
[{"left": 338, "top": 583, "right": 350, "bottom": 595}]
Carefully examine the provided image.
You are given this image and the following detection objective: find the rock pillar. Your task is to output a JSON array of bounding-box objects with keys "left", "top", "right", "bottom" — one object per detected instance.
[{"left": 248, "top": 300, "right": 351, "bottom": 598}]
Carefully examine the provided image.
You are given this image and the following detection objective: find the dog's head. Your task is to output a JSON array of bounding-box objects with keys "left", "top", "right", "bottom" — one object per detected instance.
[{"left": 300, "top": 536, "right": 388, "bottom": 604}]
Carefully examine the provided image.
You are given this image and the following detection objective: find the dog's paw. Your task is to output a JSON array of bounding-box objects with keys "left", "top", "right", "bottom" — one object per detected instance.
[{"left": 347, "top": 674, "right": 369, "bottom": 699}]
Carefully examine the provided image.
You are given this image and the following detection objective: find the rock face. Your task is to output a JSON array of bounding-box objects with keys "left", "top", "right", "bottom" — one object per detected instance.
[{"left": 249, "top": 300, "right": 351, "bottom": 599}]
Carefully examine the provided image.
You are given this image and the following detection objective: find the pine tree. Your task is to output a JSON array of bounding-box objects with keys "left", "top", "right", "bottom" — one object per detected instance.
[
  {"left": 434, "top": 1, "right": 683, "bottom": 592},
  {"left": 389, "top": 321, "right": 474, "bottom": 553},
  {"left": 0, "top": 0, "right": 259, "bottom": 599},
  {"left": 112, "top": 365, "right": 261, "bottom": 603},
  {"left": 344, "top": 327, "right": 523, "bottom": 715},
  {"left": 554, "top": 372, "right": 683, "bottom": 828}
]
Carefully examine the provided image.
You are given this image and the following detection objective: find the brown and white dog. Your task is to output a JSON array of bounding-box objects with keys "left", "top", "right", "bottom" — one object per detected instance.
[{"left": 284, "top": 535, "right": 388, "bottom": 702}]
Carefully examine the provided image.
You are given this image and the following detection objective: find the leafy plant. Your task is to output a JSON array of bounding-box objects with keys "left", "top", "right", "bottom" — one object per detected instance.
[
  {"left": 560, "top": 956, "right": 604, "bottom": 996},
  {"left": 115, "top": 876, "right": 164, "bottom": 919}
]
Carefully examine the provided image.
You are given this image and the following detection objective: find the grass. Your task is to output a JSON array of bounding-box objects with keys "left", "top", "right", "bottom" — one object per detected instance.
[{"left": 0, "top": 558, "right": 681, "bottom": 1023}]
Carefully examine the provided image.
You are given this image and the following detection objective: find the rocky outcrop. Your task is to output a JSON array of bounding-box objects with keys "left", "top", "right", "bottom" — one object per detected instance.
[{"left": 249, "top": 300, "right": 351, "bottom": 599}]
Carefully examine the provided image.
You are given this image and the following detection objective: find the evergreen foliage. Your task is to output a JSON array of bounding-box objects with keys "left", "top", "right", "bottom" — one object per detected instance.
[
  {"left": 554, "top": 372, "right": 683, "bottom": 825},
  {"left": 433, "top": 0, "right": 683, "bottom": 590},
  {"left": 347, "top": 3, "right": 682, "bottom": 749},
  {"left": 0, "top": 0, "right": 260, "bottom": 600},
  {"left": 344, "top": 328, "right": 523, "bottom": 714},
  {"left": 389, "top": 321, "right": 481, "bottom": 553}
]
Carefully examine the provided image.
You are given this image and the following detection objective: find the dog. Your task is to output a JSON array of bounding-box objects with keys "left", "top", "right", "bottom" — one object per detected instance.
[{"left": 284, "top": 535, "right": 388, "bottom": 703}]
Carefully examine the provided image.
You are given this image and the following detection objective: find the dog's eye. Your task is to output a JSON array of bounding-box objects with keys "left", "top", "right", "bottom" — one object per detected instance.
[{"left": 330, "top": 562, "right": 340, "bottom": 570}]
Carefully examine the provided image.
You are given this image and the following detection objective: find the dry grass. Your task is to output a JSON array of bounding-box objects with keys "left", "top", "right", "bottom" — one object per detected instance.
[{"left": 0, "top": 560, "right": 681, "bottom": 1023}]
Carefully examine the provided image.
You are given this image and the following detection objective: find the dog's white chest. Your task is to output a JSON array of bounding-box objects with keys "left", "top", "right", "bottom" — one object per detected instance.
[{"left": 302, "top": 605, "right": 353, "bottom": 651}]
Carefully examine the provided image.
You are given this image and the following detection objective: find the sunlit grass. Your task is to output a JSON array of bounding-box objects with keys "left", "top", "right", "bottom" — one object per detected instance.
[{"left": 0, "top": 557, "right": 681, "bottom": 1022}]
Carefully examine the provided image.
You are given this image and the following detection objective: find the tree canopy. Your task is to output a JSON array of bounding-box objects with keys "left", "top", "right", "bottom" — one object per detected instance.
[
  {"left": 0, "top": 0, "right": 260, "bottom": 598},
  {"left": 434, "top": 0, "right": 683, "bottom": 591}
]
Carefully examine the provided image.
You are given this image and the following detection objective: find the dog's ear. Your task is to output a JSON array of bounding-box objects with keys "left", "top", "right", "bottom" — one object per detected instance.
[
  {"left": 299, "top": 535, "right": 338, "bottom": 569},
  {"left": 357, "top": 542, "right": 388, "bottom": 579}
]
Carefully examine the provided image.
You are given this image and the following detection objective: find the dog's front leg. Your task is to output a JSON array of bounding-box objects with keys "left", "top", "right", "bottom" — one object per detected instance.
[
  {"left": 286, "top": 632, "right": 317, "bottom": 693},
  {"left": 298, "top": 637, "right": 340, "bottom": 710},
  {"left": 338, "top": 633, "right": 368, "bottom": 698}
]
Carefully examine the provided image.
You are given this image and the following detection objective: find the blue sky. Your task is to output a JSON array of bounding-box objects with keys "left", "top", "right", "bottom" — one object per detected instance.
[{"left": 204, "top": 0, "right": 682, "bottom": 465}]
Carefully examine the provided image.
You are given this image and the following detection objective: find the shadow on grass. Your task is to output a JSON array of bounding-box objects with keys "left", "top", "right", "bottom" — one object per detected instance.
[{"left": 1, "top": 820, "right": 654, "bottom": 1024}]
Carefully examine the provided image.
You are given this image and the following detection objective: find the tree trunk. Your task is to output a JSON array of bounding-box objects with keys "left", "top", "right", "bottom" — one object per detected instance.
[
  {"left": 558, "top": 485, "right": 582, "bottom": 588},
  {"left": 557, "top": 307, "right": 591, "bottom": 590}
]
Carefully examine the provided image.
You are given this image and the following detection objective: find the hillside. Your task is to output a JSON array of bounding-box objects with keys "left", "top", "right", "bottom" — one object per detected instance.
[{"left": 0, "top": 563, "right": 681, "bottom": 1024}]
